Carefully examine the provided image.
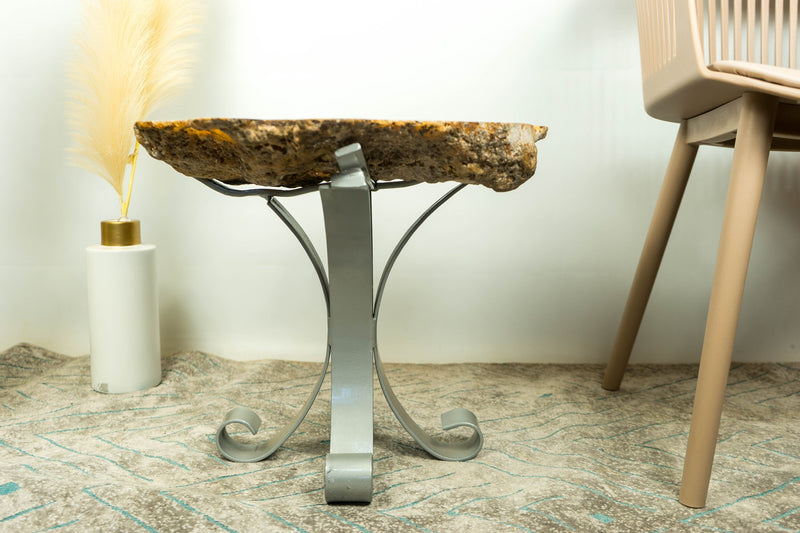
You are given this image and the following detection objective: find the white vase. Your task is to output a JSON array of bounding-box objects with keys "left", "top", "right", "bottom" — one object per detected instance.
[{"left": 86, "top": 219, "right": 161, "bottom": 393}]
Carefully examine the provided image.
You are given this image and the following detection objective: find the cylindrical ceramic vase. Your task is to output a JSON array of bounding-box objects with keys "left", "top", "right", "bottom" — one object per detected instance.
[{"left": 86, "top": 219, "right": 161, "bottom": 393}]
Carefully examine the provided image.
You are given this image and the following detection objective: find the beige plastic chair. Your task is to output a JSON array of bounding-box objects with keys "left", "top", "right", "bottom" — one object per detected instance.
[{"left": 604, "top": 0, "right": 800, "bottom": 508}]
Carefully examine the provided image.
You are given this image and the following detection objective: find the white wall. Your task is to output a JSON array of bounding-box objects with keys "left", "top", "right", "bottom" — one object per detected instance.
[{"left": 1, "top": 0, "right": 798, "bottom": 363}]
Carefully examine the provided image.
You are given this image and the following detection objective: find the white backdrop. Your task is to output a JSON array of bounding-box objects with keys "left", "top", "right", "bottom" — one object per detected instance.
[{"left": 1, "top": 0, "right": 798, "bottom": 363}]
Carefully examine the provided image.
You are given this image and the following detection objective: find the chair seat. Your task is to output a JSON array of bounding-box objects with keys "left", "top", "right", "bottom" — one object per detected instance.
[{"left": 709, "top": 60, "right": 800, "bottom": 90}]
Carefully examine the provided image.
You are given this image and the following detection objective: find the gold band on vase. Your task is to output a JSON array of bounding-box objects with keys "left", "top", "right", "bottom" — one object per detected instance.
[{"left": 101, "top": 218, "right": 141, "bottom": 246}]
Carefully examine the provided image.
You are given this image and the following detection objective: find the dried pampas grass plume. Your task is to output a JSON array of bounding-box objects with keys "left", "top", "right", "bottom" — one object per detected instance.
[{"left": 67, "top": 0, "right": 201, "bottom": 217}]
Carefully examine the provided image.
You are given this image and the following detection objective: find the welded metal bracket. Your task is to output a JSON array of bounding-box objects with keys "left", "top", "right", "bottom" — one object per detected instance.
[{"left": 212, "top": 143, "right": 483, "bottom": 503}]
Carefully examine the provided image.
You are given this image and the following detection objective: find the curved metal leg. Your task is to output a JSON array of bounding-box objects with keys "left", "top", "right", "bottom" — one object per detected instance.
[
  {"left": 216, "top": 346, "right": 331, "bottom": 462},
  {"left": 215, "top": 192, "right": 331, "bottom": 463},
  {"left": 372, "top": 182, "right": 483, "bottom": 460},
  {"left": 268, "top": 197, "right": 330, "bottom": 314},
  {"left": 319, "top": 150, "right": 376, "bottom": 502},
  {"left": 374, "top": 183, "right": 467, "bottom": 319},
  {"left": 374, "top": 345, "right": 483, "bottom": 461}
]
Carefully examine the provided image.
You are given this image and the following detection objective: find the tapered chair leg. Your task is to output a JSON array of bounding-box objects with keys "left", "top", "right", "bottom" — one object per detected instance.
[
  {"left": 603, "top": 122, "right": 698, "bottom": 391},
  {"left": 679, "top": 93, "right": 777, "bottom": 508}
]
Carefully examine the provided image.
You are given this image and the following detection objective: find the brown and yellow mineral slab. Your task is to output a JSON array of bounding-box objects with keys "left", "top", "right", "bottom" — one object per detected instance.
[{"left": 134, "top": 119, "right": 547, "bottom": 192}]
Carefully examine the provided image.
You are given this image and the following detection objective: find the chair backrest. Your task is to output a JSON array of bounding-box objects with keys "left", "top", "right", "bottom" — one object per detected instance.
[
  {"left": 699, "top": 0, "right": 799, "bottom": 66},
  {"left": 635, "top": 0, "right": 800, "bottom": 122}
]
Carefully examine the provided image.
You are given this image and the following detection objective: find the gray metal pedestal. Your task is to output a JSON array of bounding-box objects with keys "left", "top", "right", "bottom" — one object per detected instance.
[{"left": 212, "top": 144, "right": 483, "bottom": 503}]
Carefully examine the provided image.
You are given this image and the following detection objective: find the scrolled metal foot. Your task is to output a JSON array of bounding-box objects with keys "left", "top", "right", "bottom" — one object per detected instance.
[
  {"left": 374, "top": 347, "right": 484, "bottom": 461},
  {"left": 216, "top": 347, "right": 331, "bottom": 462},
  {"left": 324, "top": 453, "right": 373, "bottom": 503}
]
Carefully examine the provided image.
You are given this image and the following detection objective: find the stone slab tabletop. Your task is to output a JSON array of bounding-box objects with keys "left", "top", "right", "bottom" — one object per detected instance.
[{"left": 134, "top": 118, "right": 547, "bottom": 192}]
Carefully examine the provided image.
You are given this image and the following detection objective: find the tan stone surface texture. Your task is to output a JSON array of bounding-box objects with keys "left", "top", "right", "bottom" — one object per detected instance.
[{"left": 134, "top": 118, "right": 547, "bottom": 191}]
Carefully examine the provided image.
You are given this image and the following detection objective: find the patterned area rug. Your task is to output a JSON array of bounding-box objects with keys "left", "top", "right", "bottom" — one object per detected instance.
[{"left": 1, "top": 343, "right": 799, "bottom": 532}]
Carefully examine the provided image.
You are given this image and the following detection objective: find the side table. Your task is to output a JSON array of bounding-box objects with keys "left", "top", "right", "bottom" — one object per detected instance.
[{"left": 135, "top": 118, "right": 546, "bottom": 503}]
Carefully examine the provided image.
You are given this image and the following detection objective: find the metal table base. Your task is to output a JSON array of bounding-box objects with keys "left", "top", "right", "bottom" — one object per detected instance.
[{"left": 211, "top": 144, "right": 483, "bottom": 503}]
